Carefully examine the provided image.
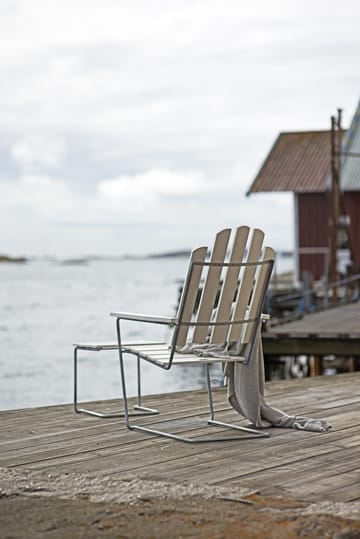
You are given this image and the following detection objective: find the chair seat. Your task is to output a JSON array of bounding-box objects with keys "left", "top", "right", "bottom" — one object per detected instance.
[{"left": 122, "top": 342, "right": 246, "bottom": 366}]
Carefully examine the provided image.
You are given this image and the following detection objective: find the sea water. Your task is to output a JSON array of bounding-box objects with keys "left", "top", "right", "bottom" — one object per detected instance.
[{"left": 0, "top": 254, "right": 293, "bottom": 410}]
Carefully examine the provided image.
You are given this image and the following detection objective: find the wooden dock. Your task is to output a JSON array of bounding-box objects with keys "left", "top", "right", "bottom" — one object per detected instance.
[
  {"left": 1, "top": 372, "right": 359, "bottom": 504},
  {"left": 263, "top": 300, "right": 360, "bottom": 376}
]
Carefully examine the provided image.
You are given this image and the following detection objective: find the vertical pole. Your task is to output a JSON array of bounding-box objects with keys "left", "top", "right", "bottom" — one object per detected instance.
[
  {"left": 337, "top": 109, "right": 343, "bottom": 179},
  {"left": 329, "top": 115, "right": 340, "bottom": 301}
]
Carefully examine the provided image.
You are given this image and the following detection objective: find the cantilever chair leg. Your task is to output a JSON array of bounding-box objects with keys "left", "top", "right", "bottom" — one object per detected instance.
[
  {"left": 117, "top": 343, "right": 269, "bottom": 443},
  {"left": 73, "top": 345, "right": 159, "bottom": 418},
  {"left": 204, "top": 364, "right": 270, "bottom": 438}
]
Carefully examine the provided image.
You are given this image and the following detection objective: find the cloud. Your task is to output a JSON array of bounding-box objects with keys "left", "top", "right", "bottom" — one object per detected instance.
[
  {"left": 97, "top": 168, "right": 206, "bottom": 213},
  {"left": 11, "top": 136, "right": 66, "bottom": 172},
  {"left": 0, "top": 174, "right": 74, "bottom": 217},
  {"left": 0, "top": 162, "right": 293, "bottom": 251},
  {"left": 0, "top": 0, "right": 359, "bottom": 256},
  {"left": 0, "top": 166, "right": 208, "bottom": 225}
]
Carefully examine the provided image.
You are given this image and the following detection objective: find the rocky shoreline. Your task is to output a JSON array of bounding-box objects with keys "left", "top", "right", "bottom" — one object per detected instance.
[
  {"left": 1, "top": 468, "right": 359, "bottom": 538},
  {"left": 0, "top": 254, "right": 27, "bottom": 263}
]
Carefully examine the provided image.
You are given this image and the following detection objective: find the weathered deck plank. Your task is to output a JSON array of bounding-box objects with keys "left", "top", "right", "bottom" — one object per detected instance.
[{"left": 0, "top": 373, "right": 359, "bottom": 503}]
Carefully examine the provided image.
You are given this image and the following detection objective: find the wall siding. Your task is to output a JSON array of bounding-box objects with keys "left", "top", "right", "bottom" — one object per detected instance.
[
  {"left": 343, "top": 192, "right": 360, "bottom": 272},
  {"left": 296, "top": 192, "right": 360, "bottom": 281}
]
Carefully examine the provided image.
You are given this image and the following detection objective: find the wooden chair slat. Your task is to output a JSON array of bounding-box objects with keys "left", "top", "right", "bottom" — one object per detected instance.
[
  {"left": 243, "top": 246, "right": 275, "bottom": 343},
  {"left": 211, "top": 226, "right": 250, "bottom": 344},
  {"left": 228, "top": 228, "right": 264, "bottom": 343},
  {"left": 175, "top": 246, "right": 208, "bottom": 348},
  {"left": 192, "top": 229, "right": 231, "bottom": 343}
]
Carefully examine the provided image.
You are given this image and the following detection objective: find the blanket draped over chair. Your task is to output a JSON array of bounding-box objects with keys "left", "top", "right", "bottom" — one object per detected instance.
[{"left": 179, "top": 327, "right": 332, "bottom": 432}]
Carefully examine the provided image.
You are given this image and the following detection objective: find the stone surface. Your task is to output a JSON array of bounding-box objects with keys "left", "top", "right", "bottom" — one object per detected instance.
[{"left": 1, "top": 467, "right": 360, "bottom": 538}]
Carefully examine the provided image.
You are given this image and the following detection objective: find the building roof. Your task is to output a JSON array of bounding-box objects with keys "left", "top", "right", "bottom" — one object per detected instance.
[
  {"left": 247, "top": 99, "right": 360, "bottom": 195},
  {"left": 341, "top": 100, "right": 360, "bottom": 190},
  {"left": 247, "top": 130, "right": 332, "bottom": 195}
]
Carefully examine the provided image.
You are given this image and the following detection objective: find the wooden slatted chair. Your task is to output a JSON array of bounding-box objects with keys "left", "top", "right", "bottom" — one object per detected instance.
[{"left": 111, "top": 226, "right": 275, "bottom": 442}]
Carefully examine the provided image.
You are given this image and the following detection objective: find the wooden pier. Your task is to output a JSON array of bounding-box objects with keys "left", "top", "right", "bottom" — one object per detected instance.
[
  {"left": 1, "top": 372, "right": 359, "bottom": 504},
  {"left": 263, "top": 300, "right": 360, "bottom": 377}
]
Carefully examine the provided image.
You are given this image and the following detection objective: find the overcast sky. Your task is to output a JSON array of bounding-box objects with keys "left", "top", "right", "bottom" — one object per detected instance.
[{"left": 1, "top": 0, "right": 359, "bottom": 256}]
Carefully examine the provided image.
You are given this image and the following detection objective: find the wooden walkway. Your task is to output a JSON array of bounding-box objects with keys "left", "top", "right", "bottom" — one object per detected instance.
[
  {"left": 263, "top": 300, "right": 360, "bottom": 357},
  {"left": 1, "top": 372, "right": 359, "bottom": 503}
]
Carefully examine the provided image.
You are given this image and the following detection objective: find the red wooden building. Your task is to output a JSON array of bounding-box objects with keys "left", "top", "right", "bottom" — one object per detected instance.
[{"left": 247, "top": 101, "right": 360, "bottom": 283}]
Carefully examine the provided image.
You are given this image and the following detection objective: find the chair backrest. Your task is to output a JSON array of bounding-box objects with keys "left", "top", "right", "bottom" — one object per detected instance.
[{"left": 173, "top": 226, "right": 275, "bottom": 354}]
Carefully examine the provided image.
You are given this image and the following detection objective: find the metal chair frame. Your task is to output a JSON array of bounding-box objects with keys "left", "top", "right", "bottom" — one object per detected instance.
[
  {"left": 115, "top": 321, "right": 270, "bottom": 443},
  {"left": 73, "top": 343, "right": 159, "bottom": 418}
]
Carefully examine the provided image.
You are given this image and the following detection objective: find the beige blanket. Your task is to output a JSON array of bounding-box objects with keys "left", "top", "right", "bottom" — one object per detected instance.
[{"left": 178, "top": 328, "right": 332, "bottom": 432}]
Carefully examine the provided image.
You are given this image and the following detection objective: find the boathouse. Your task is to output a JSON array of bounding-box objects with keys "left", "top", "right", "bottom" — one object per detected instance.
[{"left": 247, "top": 100, "right": 360, "bottom": 283}]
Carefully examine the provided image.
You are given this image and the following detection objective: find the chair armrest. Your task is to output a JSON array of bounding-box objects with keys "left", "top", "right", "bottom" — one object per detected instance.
[
  {"left": 110, "top": 311, "right": 177, "bottom": 325},
  {"left": 111, "top": 311, "right": 269, "bottom": 324}
]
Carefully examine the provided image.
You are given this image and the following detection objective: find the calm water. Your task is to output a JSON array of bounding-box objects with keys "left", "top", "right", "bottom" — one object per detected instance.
[{"left": 0, "top": 254, "right": 293, "bottom": 410}]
